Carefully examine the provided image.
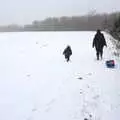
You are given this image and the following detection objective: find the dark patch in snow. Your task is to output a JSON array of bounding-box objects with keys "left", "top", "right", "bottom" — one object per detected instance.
[
  {"left": 93, "top": 95, "right": 100, "bottom": 100},
  {"left": 36, "top": 42, "right": 38, "bottom": 44},
  {"left": 89, "top": 114, "right": 92, "bottom": 118},
  {"left": 78, "top": 77, "right": 83, "bottom": 80},
  {"left": 27, "top": 74, "right": 31, "bottom": 77},
  {"left": 87, "top": 73, "right": 92, "bottom": 76},
  {"left": 80, "top": 89, "right": 83, "bottom": 94},
  {"left": 32, "top": 108, "right": 37, "bottom": 112},
  {"left": 40, "top": 44, "right": 48, "bottom": 48},
  {"left": 87, "top": 85, "right": 90, "bottom": 88},
  {"left": 80, "top": 92, "right": 83, "bottom": 94},
  {"left": 84, "top": 118, "right": 88, "bottom": 120},
  {"left": 77, "top": 72, "right": 92, "bottom": 80}
]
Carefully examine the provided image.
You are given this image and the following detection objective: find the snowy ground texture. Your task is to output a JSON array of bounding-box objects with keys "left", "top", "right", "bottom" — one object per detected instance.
[{"left": 0, "top": 31, "right": 120, "bottom": 120}]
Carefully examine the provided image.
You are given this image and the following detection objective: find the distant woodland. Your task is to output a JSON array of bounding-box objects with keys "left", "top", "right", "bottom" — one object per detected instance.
[{"left": 0, "top": 12, "right": 120, "bottom": 34}]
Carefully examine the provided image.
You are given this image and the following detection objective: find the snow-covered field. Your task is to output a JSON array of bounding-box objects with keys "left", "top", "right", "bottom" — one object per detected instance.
[{"left": 0, "top": 32, "right": 119, "bottom": 120}]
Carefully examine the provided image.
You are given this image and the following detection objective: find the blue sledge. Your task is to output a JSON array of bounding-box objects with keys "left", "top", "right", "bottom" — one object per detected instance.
[{"left": 106, "top": 60, "right": 115, "bottom": 68}]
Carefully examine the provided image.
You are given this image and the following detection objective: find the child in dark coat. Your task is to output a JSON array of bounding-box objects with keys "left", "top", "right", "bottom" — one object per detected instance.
[{"left": 63, "top": 45, "right": 72, "bottom": 62}]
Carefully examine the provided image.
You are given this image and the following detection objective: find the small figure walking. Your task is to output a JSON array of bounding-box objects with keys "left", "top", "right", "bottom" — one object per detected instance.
[
  {"left": 63, "top": 45, "right": 72, "bottom": 62},
  {"left": 92, "top": 29, "right": 107, "bottom": 60}
]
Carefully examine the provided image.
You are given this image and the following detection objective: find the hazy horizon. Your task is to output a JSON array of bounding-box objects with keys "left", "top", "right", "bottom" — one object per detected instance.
[{"left": 0, "top": 0, "right": 120, "bottom": 25}]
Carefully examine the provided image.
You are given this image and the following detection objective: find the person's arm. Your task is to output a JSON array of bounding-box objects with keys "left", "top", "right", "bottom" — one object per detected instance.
[
  {"left": 70, "top": 49, "right": 72, "bottom": 55},
  {"left": 92, "top": 36, "right": 96, "bottom": 48},
  {"left": 102, "top": 34, "right": 107, "bottom": 47},
  {"left": 104, "top": 38, "right": 107, "bottom": 47}
]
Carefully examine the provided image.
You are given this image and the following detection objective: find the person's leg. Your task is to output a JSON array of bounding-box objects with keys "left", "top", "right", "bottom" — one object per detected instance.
[
  {"left": 100, "top": 49, "right": 103, "bottom": 59},
  {"left": 96, "top": 48, "right": 99, "bottom": 60},
  {"left": 67, "top": 56, "right": 70, "bottom": 62},
  {"left": 65, "top": 55, "right": 67, "bottom": 61},
  {"left": 95, "top": 47, "right": 99, "bottom": 60},
  {"left": 96, "top": 51, "right": 99, "bottom": 60},
  {"left": 100, "top": 47, "right": 103, "bottom": 59},
  {"left": 65, "top": 54, "right": 69, "bottom": 62}
]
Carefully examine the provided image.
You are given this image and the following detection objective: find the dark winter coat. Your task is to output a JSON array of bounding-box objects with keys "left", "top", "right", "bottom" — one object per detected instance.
[
  {"left": 63, "top": 46, "right": 72, "bottom": 58},
  {"left": 93, "top": 32, "right": 107, "bottom": 50}
]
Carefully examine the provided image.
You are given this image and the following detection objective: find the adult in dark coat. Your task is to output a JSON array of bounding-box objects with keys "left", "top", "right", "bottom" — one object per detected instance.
[
  {"left": 92, "top": 30, "right": 107, "bottom": 60},
  {"left": 63, "top": 45, "right": 72, "bottom": 62}
]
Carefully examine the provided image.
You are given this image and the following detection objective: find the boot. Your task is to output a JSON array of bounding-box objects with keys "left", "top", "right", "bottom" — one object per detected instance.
[
  {"left": 67, "top": 57, "right": 70, "bottom": 62},
  {"left": 96, "top": 52, "right": 99, "bottom": 60},
  {"left": 97, "top": 55, "right": 99, "bottom": 60}
]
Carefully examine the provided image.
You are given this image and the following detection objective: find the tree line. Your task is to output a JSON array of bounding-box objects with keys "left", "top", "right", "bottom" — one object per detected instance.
[{"left": 0, "top": 12, "right": 119, "bottom": 34}]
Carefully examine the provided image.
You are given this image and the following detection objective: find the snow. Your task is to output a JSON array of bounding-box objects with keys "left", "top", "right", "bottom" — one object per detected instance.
[{"left": 0, "top": 31, "right": 119, "bottom": 120}]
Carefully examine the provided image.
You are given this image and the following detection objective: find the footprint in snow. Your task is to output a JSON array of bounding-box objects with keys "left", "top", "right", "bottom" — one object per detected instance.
[
  {"left": 93, "top": 95, "right": 100, "bottom": 100},
  {"left": 26, "top": 74, "right": 31, "bottom": 77},
  {"left": 80, "top": 89, "right": 84, "bottom": 94},
  {"left": 45, "top": 99, "right": 56, "bottom": 112},
  {"left": 40, "top": 44, "right": 48, "bottom": 48},
  {"left": 76, "top": 73, "right": 92, "bottom": 80},
  {"left": 32, "top": 108, "right": 37, "bottom": 112},
  {"left": 84, "top": 114, "right": 93, "bottom": 120},
  {"left": 78, "top": 77, "right": 83, "bottom": 80},
  {"left": 36, "top": 42, "right": 39, "bottom": 44},
  {"left": 87, "top": 73, "right": 92, "bottom": 76},
  {"left": 46, "top": 99, "right": 56, "bottom": 106}
]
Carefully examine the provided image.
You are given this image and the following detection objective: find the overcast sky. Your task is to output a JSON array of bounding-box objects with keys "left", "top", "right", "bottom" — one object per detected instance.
[{"left": 0, "top": 0, "right": 120, "bottom": 25}]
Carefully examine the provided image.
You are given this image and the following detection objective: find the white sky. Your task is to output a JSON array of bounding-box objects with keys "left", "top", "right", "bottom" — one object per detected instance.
[{"left": 0, "top": 0, "right": 119, "bottom": 25}]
